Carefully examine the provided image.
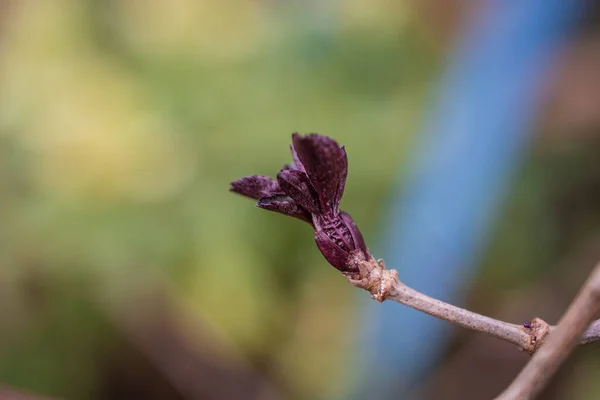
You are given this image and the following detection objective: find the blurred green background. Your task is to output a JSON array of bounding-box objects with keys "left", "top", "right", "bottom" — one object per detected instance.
[{"left": 1, "top": 1, "right": 600, "bottom": 399}]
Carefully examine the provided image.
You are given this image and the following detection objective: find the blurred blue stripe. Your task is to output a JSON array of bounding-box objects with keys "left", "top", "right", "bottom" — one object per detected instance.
[{"left": 348, "top": 0, "right": 585, "bottom": 398}]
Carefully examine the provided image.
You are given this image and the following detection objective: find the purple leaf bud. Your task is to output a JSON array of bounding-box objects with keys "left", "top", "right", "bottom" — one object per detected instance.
[{"left": 230, "top": 133, "right": 369, "bottom": 273}]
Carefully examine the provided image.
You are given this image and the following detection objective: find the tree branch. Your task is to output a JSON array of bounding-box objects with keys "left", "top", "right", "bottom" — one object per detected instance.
[
  {"left": 495, "top": 262, "right": 600, "bottom": 399},
  {"left": 580, "top": 319, "right": 600, "bottom": 344},
  {"left": 346, "top": 252, "right": 600, "bottom": 356}
]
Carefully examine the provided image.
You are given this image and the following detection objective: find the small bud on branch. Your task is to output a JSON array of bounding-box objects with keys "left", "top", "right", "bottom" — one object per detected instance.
[{"left": 231, "top": 133, "right": 369, "bottom": 274}]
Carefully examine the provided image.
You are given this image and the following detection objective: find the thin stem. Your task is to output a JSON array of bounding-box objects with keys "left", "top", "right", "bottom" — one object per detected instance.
[
  {"left": 347, "top": 253, "right": 600, "bottom": 357},
  {"left": 387, "top": 280, "right": 531, "bottom": 350},
  {"left": 495, "top": 262, "right": 600, "bottom": 400}
]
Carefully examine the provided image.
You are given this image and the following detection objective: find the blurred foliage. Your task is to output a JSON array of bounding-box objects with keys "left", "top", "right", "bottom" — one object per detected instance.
[
  {"left": 482, "top": 138, "right": 600, "bottom": 288},
  {"left": 0, "top": 1, "right": 432, "bottom": 399}
]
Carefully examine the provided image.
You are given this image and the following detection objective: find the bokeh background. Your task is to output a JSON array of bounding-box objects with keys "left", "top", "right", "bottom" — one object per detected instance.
[{"left": 1, "top": 1, "right": 600, "bottom": 399}]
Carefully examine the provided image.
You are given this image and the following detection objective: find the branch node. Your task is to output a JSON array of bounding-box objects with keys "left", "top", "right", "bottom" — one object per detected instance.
[
  {"left": 522, "top": 317, "right": 551, "bottom": 354},
  {"left": 374, "top": 267, "right": 398, "bottom": 302},
  {"left": 345, "top": 251, "right": 398, "bottom": 302}
]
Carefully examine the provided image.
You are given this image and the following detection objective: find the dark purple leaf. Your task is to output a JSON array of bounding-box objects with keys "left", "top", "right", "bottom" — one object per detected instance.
[
  {"left": 291, "top": 133, "right": 348, "bottom": 212},
  {"left": 314, "top": 231, "right": 352, "bottom": 272},
  {"left": 257, "top": 195, "right": 313, "bottom": 225},
  {"left": 335, "top": 146, "right": 348, "bottom": 207},
  {"left": 289, "top": 142, "right": 305, "bottom": 172},
  {"left": 340, "top": 211, "right": 367, "bottom": 255},
  {"left": 277, "top": 169, "right": 320, "bottom": 214},
  {"left": 230, "top": 175, "right": 282, "bottom": 200},
  {"left": 314, "top": 214, "right": 354, "bottom": 254}
]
